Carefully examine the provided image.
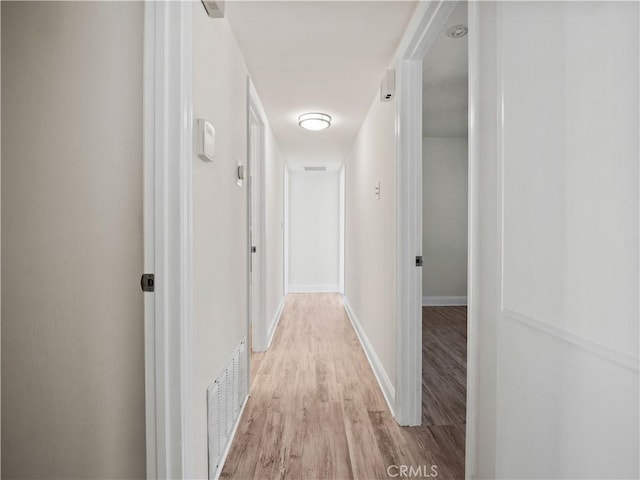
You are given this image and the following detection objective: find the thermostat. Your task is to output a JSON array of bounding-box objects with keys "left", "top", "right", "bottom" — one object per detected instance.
[{"left": 196, "top": 119, "right": 215, "bottom": 162}]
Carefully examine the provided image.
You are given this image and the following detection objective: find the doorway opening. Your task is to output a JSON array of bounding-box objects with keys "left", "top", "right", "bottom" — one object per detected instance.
[
  {"left": 420, "top": 0, "right": 468, "bottom": 464},
  {"left": 395, "top": 0, "right": 476, "bottom": 477},
  {"left": 248, "top": 84, "right": 267, "bottom": 384}
]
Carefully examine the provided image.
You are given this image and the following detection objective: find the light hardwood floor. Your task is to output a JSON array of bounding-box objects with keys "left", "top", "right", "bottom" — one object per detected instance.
[{"left": 221, "top": 294, "right": 465, "bottom": 479}]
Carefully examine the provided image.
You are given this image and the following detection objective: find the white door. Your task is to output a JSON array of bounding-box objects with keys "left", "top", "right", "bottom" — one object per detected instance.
[{"left": 471, "top": 2, "right": 639, "bottom": 479}]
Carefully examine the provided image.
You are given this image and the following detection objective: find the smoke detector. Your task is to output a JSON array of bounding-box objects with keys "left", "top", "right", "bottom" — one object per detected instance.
[
  {"left": 380, "top": 69, "right": 396, "bottom": 102},
  {"left": 446, "top": 24, "right": 468, "bottom": 38}
]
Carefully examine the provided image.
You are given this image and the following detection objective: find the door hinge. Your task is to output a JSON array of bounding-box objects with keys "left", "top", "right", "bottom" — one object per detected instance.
[
  {"left": 251, "top": 246, "right": 257, "bottom": 253},
  {"left": 415, "top": 256, "right": 423, "bottom": 267},
  {"left": 141, "top": 273, "right": 155, "bottom": 292}
]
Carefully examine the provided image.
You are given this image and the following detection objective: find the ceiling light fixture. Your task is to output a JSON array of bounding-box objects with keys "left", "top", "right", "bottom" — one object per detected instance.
[{"left": 298, "top": 112, "right": 331, "bottom": 131}]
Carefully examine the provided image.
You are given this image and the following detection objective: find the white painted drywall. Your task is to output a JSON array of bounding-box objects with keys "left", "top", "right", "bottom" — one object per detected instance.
[
  {"left": 473, "top": 2, "right": 639, "bottom": 478},
  {"left": 344, "top": 91, "right": 397, "bottom": 388},
  {"left": 288, "top": 171, "right": 340, "bottom": 291},
  {"left": 1, "top": 3, "right": 145, "bottom": 478},
  {"left": 192, "top": 4, "right": 285, "bottom": 475},
  {"left": 422, "top": 2, "right": 468, "bottom": 138},
  {"left": 264, "top": 117, "right": 285, "bottom": 337},
  {"left": 192, "top": 5, "right": 249, "bottom": 478},
  {"left": 422, "top": 137, "right": 467, "bottom": 302}
]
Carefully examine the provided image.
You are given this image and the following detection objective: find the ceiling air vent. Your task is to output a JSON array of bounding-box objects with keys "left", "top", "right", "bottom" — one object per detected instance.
[
  {"left": 304, "top": 166, "right": 327, "bottom": 172},
  {"left": 201, "top": 0, "right": 224, "bottom": 18}
]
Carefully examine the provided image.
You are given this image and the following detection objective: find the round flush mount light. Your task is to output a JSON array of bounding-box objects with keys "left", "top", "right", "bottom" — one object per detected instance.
[
  {"left": 446, "top": 24, "right": 468, "bottom": 38},
  {"left": 298, "top": 112, "right": 332, "bottom": 131}
]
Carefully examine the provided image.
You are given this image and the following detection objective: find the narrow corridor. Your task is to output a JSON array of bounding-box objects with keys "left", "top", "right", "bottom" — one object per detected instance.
[{"left": 222, "top": 294, "right": 464, "bottom": 479}]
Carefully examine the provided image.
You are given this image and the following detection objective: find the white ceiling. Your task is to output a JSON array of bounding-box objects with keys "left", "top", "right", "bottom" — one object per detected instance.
[
  {"left": 422, "top": 1, "right": 468, "bottom": 138},
  {"left": 226, "top": 1, "right": 416, "bottom": 170}
]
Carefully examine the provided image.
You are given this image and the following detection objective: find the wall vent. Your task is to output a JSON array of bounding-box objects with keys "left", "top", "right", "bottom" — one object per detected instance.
[
  {"left": 304, "top": 166, "right": 327, "bottom": 172},
  {"left": 207, "top": 338, "right": 247, "bottom": 479}
]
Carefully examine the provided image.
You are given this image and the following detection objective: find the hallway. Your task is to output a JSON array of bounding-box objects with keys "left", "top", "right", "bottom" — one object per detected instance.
[{"left": 221, "top": 294, "right": 464, "bottom": 479}]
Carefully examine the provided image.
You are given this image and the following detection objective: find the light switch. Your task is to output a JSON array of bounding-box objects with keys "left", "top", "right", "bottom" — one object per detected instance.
[{"left": 196, "top": 119, "right": 215, "bottom": 162}]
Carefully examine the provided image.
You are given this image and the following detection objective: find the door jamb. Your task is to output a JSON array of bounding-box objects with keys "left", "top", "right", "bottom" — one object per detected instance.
[
  {"left": 283, "top": 167, "right": 290, "bottom": 294},
  {"left": 394, "top": 0, "right": 457, "bottom": 426},
  {"left": 339, "top": 165, "right": 346, "bottom": 294},
  {"left": 395, "top": 2, "right": 478, "bottom": 479},
  {"left": 248, "top": 81, "right": 268, "bottom": 353},
  {"left": 143, "top": 2, "right": 194, "bottom": 478}
]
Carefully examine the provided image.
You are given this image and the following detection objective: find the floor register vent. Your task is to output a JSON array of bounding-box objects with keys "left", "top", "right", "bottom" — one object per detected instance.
[{"left": 207, "top": 337, "right": 248, "bottom": 479}]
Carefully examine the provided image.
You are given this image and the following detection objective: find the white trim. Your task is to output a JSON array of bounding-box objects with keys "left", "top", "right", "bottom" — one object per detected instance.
[
  {"left": 423, "top": 296, "right": 467, "bottom": 307},
  {"left": 339, "top": 165, "right": 346, "bottom": 295},
  {"left": 143, "top": 2, "right": 194, "bottom": 478},
  {"left": 394, "top": 54, "right": 423, "bottom": 427},
  {"left": 465, "top": 3, "right": 480, "bottom": 479},
  {"left": 395, "top": 0, "right": 457, "bottom": 428},
  {"left": 288, "top": 284, "right": 341, "bottom": 293},
  {"left": 283, "top": 167, "right": 290, "bottom": 294},
  {"left": 343, "top": 296, "right": 395, "bottom": 416},
  {"left": 214, "top": 395, "right": 249, "bottom": 480},
  {"left": 248, "top": 81, "right": 268, "bottom": 354},
  {"left": 243, "top": 79, "right": 252, "bottom": 402},
  {"left": 395, "top": 1, "right": 456, "bottom": 62},
  {"left": 142, "top": 4, "right": 157, "bottom": 477},
  {"left": 395, "top": 11, "right": 481, "bottom": 480},
  {"left": 504, "top": 309, "right": 640, "bottom": 372},
  {"left": 266, "top": 297, "right": 286, "bottom": 350}
]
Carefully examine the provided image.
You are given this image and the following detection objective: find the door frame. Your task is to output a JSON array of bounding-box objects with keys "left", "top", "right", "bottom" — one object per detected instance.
[
  {"left": 143, "top": 2, "right": 194, "bottom": 478},
  {"left": 283, "top": 167, "right": 290, "bottom": 293},
  {"left": 247, "top": 80, "right": 269, "bottom": 353},
  {"left": 339, "top": 165, "right": 346, "bottom": 294},
  {"left": 394, "top": 1, "right": 478, "bottom": 478}
]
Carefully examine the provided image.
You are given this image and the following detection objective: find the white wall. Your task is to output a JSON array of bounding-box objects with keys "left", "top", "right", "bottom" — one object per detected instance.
[
  {"left": 192, "top": 4, "right": 284, "bottom": 477},
  {"left": 288, "top": 171, "right": 340, "bottom": 292},
  {"left": 1, "top": 3, "right": 145, "bottom": 478},
  {"left": 473, "top": 2, "right": 639, "bottom": 478},
  {"left": 344, "top": 90, "right": 397, "bottom": 390},
  {"left": 192, "top": 5, "right": 248, "bottom": 478},
  {"left": 422, "top": 137, "right": 468, "bottom": 304}
]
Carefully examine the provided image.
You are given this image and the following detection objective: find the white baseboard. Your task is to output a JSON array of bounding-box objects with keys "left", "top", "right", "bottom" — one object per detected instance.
[
  {"left": 288, "top": 284, "right": 340, "bottom": 293},
  {"left": 266, "top": 297, "right": 285, "bottom": 349},
  {"left": 215, "top": 394, "right": 249, "bottom": 480},
  {"left": 342, "top": 296, "right": 395, "bottom": 416},
  {"left": 422, "top": 295, "right": 467, "bottom": 306}
]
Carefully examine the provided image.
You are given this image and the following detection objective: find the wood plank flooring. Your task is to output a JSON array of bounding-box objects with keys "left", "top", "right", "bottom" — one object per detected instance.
[
  {"left": 421, "top": 306, "right": 467, "bottom": 480},
  {"left": 422, "top": 306, "right": 467, "bottom": 427},
  {"left": 221, "top": 294, "right": 466, "bottom": 479}
]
